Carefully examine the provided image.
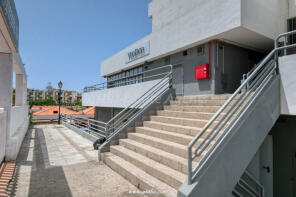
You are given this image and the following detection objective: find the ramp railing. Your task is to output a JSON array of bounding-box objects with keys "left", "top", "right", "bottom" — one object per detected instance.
[{"left": 98, "top": 65, "right": 173, "bottom": 159}]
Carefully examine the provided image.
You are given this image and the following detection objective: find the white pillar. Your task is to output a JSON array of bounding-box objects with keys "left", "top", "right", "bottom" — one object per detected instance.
[
  {"left": 15, "top": 74, "right": 25, "bottom": 106},
  {"left": 0, "top": 53, "right": 13, "bottom": 162}
]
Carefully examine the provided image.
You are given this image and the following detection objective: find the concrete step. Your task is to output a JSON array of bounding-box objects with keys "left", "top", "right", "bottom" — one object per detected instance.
[
  {"left": 128, "top": 132, "right": 188, "bottom": 158},
  {"left": 119, "top": 139, "right": 196, "bottom": 174},
  {"left": 157, "top": 110, "right": 222, "bottom": 121},
  {"left": 110, "top": 145, "right": 186, "bottom": 189},
  {"left": 164, "top": 105, "right": 231, "bottom": 113},
  {"left": 128, "top": 133, "right": 213, "bottom": 159},
  {"left": 143, "top": 121, "right": 201, "bottom": 136},
  {"left": 176, "top": 94, "right": 232, "bottom": 101},
  {"left": 104, "top": 153, "right": 177, "bottom": 197},
  {"left": 136, "top": 127, "right": 193, "bottom": 145},
  {"left": 150, "top": 116, "right": 210, "bottom": 128},
  {"left": 170, "top": 99, "right": 229, "bottom": 106}
]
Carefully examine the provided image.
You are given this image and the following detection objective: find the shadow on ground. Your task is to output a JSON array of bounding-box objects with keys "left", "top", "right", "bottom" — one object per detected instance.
[{"left": 7, "top": 126, "right": 72, "bottom": 197}]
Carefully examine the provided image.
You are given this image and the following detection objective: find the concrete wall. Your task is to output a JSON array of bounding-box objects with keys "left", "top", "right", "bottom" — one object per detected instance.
[
  {"left": 241, "top": 0, "right": 288, "bottom": 40},
  {"left": 101, "top": 0, "right": 289, "bottom": 77},
  {"left": 94, "top": 107, "right": 124, "bottom": 123},
  {"left": 178, "top": 75, "right": 280, "bottom": 197},
  {"left": 279, "top": 54, "right": 296, "bottom": 115},
  {"left": 83, "top": 79, "right": 166, "bottom": 108},
  {"left": 0, "top": 109, "right": 7, "bottom": 163},
  {"left": 289, "top": 0, "right": 296, "bottom": 18},
  {"left": 5, "top": 105, "right": 29, "bottom": 160}
]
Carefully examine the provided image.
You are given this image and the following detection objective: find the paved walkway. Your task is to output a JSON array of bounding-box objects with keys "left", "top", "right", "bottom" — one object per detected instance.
[{"left": 7, "top": 124, "right": 140, "bottom": 197}]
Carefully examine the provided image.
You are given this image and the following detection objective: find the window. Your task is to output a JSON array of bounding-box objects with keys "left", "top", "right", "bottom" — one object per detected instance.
[
  {"left": 183, "top": 50, "right": 188, "bottom": 56},
  {"left": 165, "top": 56, "right": 170, "bottom": 64},
  {"left": 53, "top": 111, "right": 58, "bottom": 114},
  {"left": 288, "top": 17, "right": 296, "bottom": 45},
  {"left": 197, "top": 45, "right": 205, "bottom": 56}
]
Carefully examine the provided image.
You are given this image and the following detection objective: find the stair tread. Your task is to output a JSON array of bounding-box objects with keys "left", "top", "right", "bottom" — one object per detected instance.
[
  {"left": 111, "top": 145, "right": 187, "bottom": 186},
  {"left": 161, "top": 110, "right": 217, "bottom": 115},
  {"left": 145, "top": 121, "right": 202, "bottom": 131},
  {"left": 105, "top": 153, "right": 177, "bottom": 197},
  {"left": 120, "top": 138, "right": 196, "bottom": 166},
  {"left": 153, "top": 115, "right": 209, "bottom": 123},
  {"left": 128, "top": 133, "right": 187, "bottom": 150},
  {"left": 137, "top": 126, "right": 194, "bottom": 140}
]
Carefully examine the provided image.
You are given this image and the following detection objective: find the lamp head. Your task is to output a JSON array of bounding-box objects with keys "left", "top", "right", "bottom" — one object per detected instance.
[{"left": 58, "top": 81, "right": 63, "bottom": 89}]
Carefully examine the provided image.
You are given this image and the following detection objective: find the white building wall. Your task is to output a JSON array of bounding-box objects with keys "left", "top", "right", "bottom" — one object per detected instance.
[
  {"left": 289, "top": 0, "right": 296, "bottom": 18},
  {"left": 83, "top": 79, "right": 167, "bottom": 108},
  {"left": 241, "top": 0, "right": 288, "bottom": 39},
  {"left": 101, "top": 0, "right": 290, "bottom": 77},
  {"left": 0, "top": 109, "right": 7, "bottom": 163},
  {"left": 5, "top": 106, "right": 29, "bottom": 160},
  {"left": 279, "top": 54, "right": 296, "bottom": 115}
]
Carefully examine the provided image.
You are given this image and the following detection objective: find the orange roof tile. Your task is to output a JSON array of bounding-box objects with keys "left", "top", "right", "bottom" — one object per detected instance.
[
  {"left": 82, "top": 106, "right": 95, "bottom": 115},
  {"left": 33, "top": 106, "right": 81, "bottom": 116}
]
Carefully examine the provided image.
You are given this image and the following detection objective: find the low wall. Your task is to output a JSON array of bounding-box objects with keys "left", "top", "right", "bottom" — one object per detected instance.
[
  {"left": 0, "top": 109, "right": 7, "bottom": 163},
  {"left": 279, "top": 54, "right": 296, "bottom": 115},
  {"left": 5, "top": 105, "right": 29, "bottom": 161},
  {"left": 82, "top": 79, "right": 167, "bottom": 108}
]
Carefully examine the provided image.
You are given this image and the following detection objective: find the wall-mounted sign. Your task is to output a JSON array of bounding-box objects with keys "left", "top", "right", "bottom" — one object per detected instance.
[{"left": 125, "top": 41, "right": 150, "bottom": 63}]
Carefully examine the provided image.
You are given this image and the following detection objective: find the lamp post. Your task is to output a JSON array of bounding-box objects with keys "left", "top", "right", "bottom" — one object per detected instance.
[{"left": 58, "top": 81, "right": 63, "bottom": 124}]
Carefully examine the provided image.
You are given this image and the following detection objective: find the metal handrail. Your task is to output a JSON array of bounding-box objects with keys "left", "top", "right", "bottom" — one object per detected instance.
[
  {"left": 187, "top": 31, "right": 296, "bottom": 185},
  {"left": 61, "top": 114, "right": 107, "bottom": 137},
  {"left": 98, "top": 65, "right": 173, "bottom": 160},
  {"left": 84, "top": 65, "right": 172, "bottom": 92}
]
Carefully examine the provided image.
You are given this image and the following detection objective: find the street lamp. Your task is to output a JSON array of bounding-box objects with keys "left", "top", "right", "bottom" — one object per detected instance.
[{"left": 58, "top": 81, "right": 63, "bottom": 124}]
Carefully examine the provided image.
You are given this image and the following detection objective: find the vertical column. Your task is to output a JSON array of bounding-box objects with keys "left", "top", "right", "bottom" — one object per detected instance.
[
  {"left": 15, "top": 74, "right": 25, "bottom": 106},
  {"left": 0, "top": 53, "right": 13, "bottom": 162}
]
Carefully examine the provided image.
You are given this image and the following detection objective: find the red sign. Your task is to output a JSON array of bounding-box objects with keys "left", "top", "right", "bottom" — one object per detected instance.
[{"left": 195, "top": 64, "right": 210, "bottom": 80}]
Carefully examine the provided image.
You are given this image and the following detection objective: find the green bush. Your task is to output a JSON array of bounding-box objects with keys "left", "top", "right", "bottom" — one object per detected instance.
[{"left": 29, "top": 99, "right": 56, "bottom": 107}]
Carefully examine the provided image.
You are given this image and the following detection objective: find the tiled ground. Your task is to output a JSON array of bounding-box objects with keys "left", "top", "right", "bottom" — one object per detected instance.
[{"left": 7, "top": 124, "right": 140, "bottom": 197}]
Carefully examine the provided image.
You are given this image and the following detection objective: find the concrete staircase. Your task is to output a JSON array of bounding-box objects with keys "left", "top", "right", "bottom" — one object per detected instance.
[{"left": 103, "top": 94, "right": 232, "bottom": 196}]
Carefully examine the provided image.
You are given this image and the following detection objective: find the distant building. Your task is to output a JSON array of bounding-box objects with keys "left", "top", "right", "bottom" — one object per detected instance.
[{"left": 28, "top": 89, "right": 81, "bottom": 104}]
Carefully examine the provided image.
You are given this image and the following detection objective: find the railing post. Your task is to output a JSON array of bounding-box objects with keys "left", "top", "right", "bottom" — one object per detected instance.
[
  {"left": 188, "top": 146, "right": 192, "bottom": 185},
  {"left": 284, "top": 36, "right": 288, "bottom": 56},
  {"left": 87, "top": 119, "right": 90, "bottom": 132}
]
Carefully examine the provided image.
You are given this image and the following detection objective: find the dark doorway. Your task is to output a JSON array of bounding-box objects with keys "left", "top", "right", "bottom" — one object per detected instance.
[{"left": 172, "top": 64, "right": 184, "bottom": 95}]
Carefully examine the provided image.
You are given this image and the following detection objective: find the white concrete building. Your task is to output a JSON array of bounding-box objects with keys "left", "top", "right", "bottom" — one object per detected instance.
[
  {"left": 80, "top": 1, "right": 296, "bottom": 196},
  {"left": 0, "top": 0, "right": 29, "bottom": 163}
]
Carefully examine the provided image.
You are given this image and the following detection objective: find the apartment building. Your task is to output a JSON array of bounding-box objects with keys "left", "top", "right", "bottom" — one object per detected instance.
[
  {"left": 80, "top": 0, "right": 296, "bottom": 196},
  {"left": 28, "top": 89, "right": 81, "bottom": 104},
  {"left": 27, "top": 89, "right": 45, "bottom": 101},
  {"left": 0, "top": 0, "right": 29, "bottom": 163}
]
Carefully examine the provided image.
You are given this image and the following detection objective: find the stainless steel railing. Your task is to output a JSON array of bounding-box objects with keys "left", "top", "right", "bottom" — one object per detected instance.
[
  {"left": 84, "top": 65, "right": 172, "bottom": 93},
  {"left": 98, "top": 65, "right": 173, "bottom": 160},
  {"left": 62, "top": 65, "right": 172, "bottom": 149},
  {"left": 187, "top": 30, "right": 296, "bottom": 185},
  {"left": 61, "top": 114, "right": 107, "bottom": 138},
  {"left": 233, "top": 171, "right": 264, "bottom": 197}
]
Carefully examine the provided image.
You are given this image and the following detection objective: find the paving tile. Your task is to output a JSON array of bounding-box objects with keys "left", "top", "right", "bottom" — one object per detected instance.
[{"left": 8, "top": 124, "right": 140, "bottom": 197}]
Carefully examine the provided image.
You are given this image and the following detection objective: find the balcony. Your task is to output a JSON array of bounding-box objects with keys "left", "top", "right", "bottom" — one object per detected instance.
[{"left": 0, "top": 0, "right": 19, "bottom": 49}]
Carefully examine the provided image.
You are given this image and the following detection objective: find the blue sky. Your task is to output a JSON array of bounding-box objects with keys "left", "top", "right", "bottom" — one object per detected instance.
[{"left": 15, "top": 0, "right": 152, "bottom": 92}]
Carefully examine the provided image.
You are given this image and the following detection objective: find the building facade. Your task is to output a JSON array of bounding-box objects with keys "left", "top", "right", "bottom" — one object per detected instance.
[
  {"left": 0, "top": 0, "right": 29, "bottom": 163},
  {"left": 81, "top": 1, "right": 296, "bottom": 196},
  {"left": 28, "top": 89, "right": 82, "bottom": 104}
]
